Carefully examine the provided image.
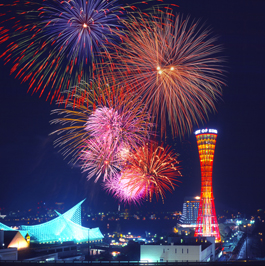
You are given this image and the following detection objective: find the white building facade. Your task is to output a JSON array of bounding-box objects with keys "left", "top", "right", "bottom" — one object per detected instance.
[{"left": 140, "top": 238, "right": 215, "bottom": 262}]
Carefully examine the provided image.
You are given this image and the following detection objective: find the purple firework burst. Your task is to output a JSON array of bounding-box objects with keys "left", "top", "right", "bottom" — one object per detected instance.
[{"left": 0, "top": 0, "right": 123, "bottom": 100}]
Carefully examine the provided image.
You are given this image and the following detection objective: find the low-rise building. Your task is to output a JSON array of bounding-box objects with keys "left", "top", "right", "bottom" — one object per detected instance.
[
  {"left": 0, "top": 248, "right": 18, "bottom": 261},
  {"left": 140, "top": 237, "right": 215, "bottom": 262}
]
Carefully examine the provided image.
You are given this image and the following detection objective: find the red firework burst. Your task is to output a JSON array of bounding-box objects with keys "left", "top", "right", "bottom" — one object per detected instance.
[{"left": 116, "top": 142, "right": 182, "bottom": 203}]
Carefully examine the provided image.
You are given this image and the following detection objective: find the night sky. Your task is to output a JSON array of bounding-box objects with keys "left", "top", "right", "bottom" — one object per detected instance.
[{"left": 0, "top": 0, "right": 264, "bottom": 215}]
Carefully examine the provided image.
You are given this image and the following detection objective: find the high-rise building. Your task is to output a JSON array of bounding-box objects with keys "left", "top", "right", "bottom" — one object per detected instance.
[
  {"left": 180, "top": 196, "right": 200, "bottom": 226},
  {"left": 194, "top": 128, "right": 221, "bottom": 242}
]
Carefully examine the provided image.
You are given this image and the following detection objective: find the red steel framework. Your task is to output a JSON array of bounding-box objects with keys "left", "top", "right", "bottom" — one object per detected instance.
[{"left": 194, "top": 129, "right": 221, "bottom": 242}]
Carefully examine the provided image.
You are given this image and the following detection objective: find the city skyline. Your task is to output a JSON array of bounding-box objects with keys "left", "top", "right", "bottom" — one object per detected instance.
[{"left": 0, "top": 0, "right": 264, "bottom": 215}]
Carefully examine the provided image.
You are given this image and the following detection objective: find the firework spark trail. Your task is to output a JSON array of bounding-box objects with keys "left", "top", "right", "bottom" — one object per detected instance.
[
  {"left": 0, "top": 0, "right": 123, "bottom": 100},
  {"left": 50, "top": 79, "right": 153, "bottom": 182},
  {"left": 104, "top": 142, "right": 181, "bottom": 203},
  {"left": 102, "top": 12, "right": 225, "bottom": 137}
]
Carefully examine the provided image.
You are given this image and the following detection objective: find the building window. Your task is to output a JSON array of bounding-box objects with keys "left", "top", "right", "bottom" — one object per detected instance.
[
  {"left": 187, "top": 249, "right": 189, "bottom": 253},
  {"left": 175, "top": 248, "right": 177, "bottom": 253},
  {"left": 182, "top": 249, "right": 183, "bottom": 253},
  {"left": 163, "top": 249, "right": 165, "bottom": 253}
]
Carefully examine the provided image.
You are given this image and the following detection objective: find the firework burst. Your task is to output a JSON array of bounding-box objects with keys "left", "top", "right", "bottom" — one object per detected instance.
[
  {"left": 85, "top": 105, "right": 152, "bottom": 154},
  {"left": 103, "top": 173, "right": 145, "bottom": 204},
  {"left": 103, "top": 12, "right": 225, "bottom": 137},
  {"left": 0, "top": 0, "right": 123, "bottom": 100},
  {"left": 81, "top": 138, "right": 120, "bottom": 182},
  {"left": 105, "top": 142, "right": 181, "bottom": 203},
  {"left": 50, "top": 80, "right": 152, "bottom": 181}
]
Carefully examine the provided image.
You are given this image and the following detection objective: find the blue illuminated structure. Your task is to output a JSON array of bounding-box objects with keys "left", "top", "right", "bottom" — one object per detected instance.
[
  {"left": 0, "top": 222, "right": 15, "bottom": 231},
  {"left": 0, "top": 222, "right": 28, "bottom": 238},
  {"left": 0, "top": 200, "right": 103, "bottom": 244}
]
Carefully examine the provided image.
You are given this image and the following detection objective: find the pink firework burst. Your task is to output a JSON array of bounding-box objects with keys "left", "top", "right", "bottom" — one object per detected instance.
[
  {"left": 85, "top": 105, "right": 152, "bottom": 154},
  {"left": 81, "top": 138, "right": 120, "bottom": 182},
  {"left": 103, "top": 172, "right": 145, "bottom": 204},
  {"left": 51, "top": 80, "right": 153, "bottom": 182},
  {"left": 86, "top": 107, "right": 121, "bottom": 145}
]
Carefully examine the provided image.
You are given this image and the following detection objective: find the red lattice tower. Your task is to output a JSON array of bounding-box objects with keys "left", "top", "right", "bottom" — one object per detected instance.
[{"left": 194, "top": 129, "right": 221, "bottom": 242}]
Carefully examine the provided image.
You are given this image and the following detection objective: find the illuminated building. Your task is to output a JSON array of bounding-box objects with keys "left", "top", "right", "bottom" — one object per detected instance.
[
  {"left": 0, "top": 200, "right": 103, "bottom": 244},
  {"left": 140, "top": 236, "right": 215, "bottom": 262},
  {"left": 180, "top": 196, "right": 200, "bottom": 226},
  {"left": 194, "top": 128, "right": 221, "bottom": 242},
  {"left": 0, "top": 222, "right": 18, "bottom": 232}
]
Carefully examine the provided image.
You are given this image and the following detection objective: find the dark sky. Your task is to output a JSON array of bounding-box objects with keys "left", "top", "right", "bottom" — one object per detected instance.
[{"left": 0, "top": 0, "right": 264, "bottom": 215}]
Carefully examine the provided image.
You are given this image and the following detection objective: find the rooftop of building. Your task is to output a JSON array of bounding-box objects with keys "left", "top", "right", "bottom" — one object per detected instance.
[
  {"left": 143, "top": 241, "right": 212, "bottom": 251},
  {"left": 183, "top": 196, "right": 200, "bottom": 202}
]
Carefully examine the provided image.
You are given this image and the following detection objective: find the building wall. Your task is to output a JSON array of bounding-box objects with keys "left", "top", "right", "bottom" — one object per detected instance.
[
  {"left": 183, "top": 201, "right": 200, "bottom": 224},
  {"left": 0, "top": 248, "right": 18, "bottom": 260},
  {"left": 24, "top": 253, "right": 58, "bottom": 261},
  {"left": 201, "top": 244, "right": 213, "bottom": 262},
  {"left": 0, "top": 230, "right": 3, "bottom": 247},
  {"left": 206, "top": 237, "right": 215, "bottom": 260},
  {"left": 31, "top": 244, "right": 78, "bottom": 259},
  {"left": 140, "top": 243, "right": 214, "bottom": 262},
  {"left": 140, "top": 245, "right": 201, "bottom": 262}
]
